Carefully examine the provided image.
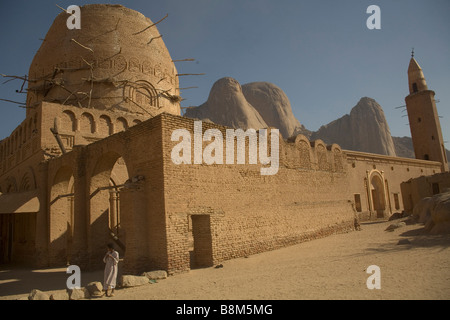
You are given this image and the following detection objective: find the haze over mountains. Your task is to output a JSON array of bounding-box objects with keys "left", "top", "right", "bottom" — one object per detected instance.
[{"left": 184, "top": 77, "right": 449, "bottom": 161}]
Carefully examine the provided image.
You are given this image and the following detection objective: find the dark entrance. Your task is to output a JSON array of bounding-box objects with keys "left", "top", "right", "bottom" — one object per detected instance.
[
  {"left": 432, "top": 183, "right": 440, "bottom": 195},
  {"left": 0, "top": 214, "right": 13, "bottom": 264},
  {"left": 189, "top": 215, "right": 213, "bottom": 269},
  {"left": 371, "top": 174, "right": 386, "bottom": 219}
]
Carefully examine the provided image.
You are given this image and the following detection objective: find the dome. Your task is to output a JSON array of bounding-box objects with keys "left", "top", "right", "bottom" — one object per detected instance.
[{"left": 26, "top": 4, "right": 180, "bottom": 117}]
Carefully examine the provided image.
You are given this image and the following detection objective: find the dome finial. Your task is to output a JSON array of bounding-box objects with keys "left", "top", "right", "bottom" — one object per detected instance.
[{"left": 411, "top": 47, "right": 414, "bottom": 58}]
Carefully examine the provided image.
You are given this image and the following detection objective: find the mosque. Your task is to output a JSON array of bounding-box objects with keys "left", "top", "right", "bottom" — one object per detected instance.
[{"left": 0, "top": 4, "right": 447, "bottom": 275}]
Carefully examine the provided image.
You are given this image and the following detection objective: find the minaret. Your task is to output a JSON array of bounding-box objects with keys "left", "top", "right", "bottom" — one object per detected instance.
[{"left": 405, "top": 52, "right": 448, "bottom": 172}]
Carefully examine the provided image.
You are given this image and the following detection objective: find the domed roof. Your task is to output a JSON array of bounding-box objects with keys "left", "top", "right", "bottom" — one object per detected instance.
[{"left": 26, "top": 4, "right": 180, "bottom": 117}]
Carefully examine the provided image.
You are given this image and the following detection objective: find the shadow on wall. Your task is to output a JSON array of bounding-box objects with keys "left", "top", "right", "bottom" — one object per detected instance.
[{"left": 47, "top": 207, "right": 125, "bottom": 271}]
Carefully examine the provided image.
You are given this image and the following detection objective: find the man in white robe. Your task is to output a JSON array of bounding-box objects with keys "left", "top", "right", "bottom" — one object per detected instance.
[{"left": 103, "top": 243, "right": 119, "bottom": 297}]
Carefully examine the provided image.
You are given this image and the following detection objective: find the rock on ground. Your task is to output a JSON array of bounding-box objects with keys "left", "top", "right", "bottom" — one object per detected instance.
[
  {"left": 28, "top": 289, "right": 50, "bottom": 300},
  {"left": 413, "top": 197, "right": 434, "bottom": 223},
  {"left": 120, "top": 275, "right": 149, "bottom": 288},
  {"left": 68, "top": 287, "right": 90, "bottom": 300},
  {"left": 86, "top": 281, "right": 104, "bottom": 297},
  {"left": 49, "top": 290, "right": 69, "bottom": 300},
  {"left": 389, "top": 212, "right": 405, "bottom": 221},
  {"left": 397, "top": 239, "right": 412, "bottom": 245},
  {"left": 385, "top": 222, "right": 406, "bottom": 232},
  {"left": 413, "top": 190, "right": 450, "bottom": 234},
  {"left": 141, "top": 270, "right": 167, "bottom": 280}
]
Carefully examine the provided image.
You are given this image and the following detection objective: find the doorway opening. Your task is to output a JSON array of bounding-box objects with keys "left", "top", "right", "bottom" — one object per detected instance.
[
  {"left": 0, "top": 214, "right": 13, "bottom": 264},
  {"left": 370, "top": 174, "right": 386, "bottom": 218},
  {"left": 189, "top": 215, "right": 213, "bottom": 269}
]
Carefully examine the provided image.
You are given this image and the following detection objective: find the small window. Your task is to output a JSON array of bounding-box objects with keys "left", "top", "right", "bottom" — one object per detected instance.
[
  {"left": 418, "top": 117, "right": 422, "bottom": 123},
  {"left": 412, "top": 83, "right": 418, "bottom": 93},
  {"left": 431, "top": 136, "right": 435, "bottom": 141},
  {"left": 424, "top": 154, "right": 429, "bottom": 160},
  {"left": 393, "top": 193, "right": 400, "bottom": 210},
  {"left": 354, "top": 194, "right": 362, "bottom": 213}
]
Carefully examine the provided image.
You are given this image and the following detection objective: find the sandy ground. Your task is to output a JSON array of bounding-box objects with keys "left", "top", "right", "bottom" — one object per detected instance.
[{"left": 1, "top": 218, "right": 450, "bottom": 300}]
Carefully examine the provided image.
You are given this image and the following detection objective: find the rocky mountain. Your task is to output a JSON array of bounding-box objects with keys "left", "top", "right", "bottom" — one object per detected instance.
[
  {"left": 310, "top": 97, "right": 397, "bottom": 156},
  {"left": 241, "top": 82, "right": 301, "bottom": 138},
  {"left": 392, "top": 136, "right": 415, "bottom": 158},
  {"left": 184, "top": 78, "right": 448, "bottom": 161},
  {"left": 184, "top": 77, "right": 268, "bottom": 131},
  {"left": 184, "top": 77, "right": 301, "bottom": 138}
]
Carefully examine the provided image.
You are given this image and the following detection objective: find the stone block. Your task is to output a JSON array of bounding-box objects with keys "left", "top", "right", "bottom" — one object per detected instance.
[
  {"left": 86, "top": 281, "right": 104, "bottom": 297},
  {"left": 141, "top": 270, "right": 167, "bottom": 280},
  {"left": 68, "top": 287, "right": 90, "bottom": 300},
  {"left": 49, "top": 290, "right": 70, "bottom": 300},
  {"left": 121, "top": 275, "right": 149, "bottom": 288},
  {"left": 28, "top": 289, "right": 50, "bottom": 300}
]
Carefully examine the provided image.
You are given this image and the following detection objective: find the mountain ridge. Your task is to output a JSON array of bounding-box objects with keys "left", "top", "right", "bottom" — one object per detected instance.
[{"left": 184, "top": 77, "right": 449, "bottom": 164}]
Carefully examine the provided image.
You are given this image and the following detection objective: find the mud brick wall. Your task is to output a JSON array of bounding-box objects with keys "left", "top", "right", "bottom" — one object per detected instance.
[
  {"left": 161, "top": 113, "right": 355, "bottom": 274},
  {"left": 117, "top": 117, "right": 168, "bottom": 274},
  {"left": 45, "top": 114, "right": 169, "bottom": 273}
]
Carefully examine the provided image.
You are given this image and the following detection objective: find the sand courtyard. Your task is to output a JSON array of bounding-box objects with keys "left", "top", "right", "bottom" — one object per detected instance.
[{"left": 1, "top": 218, "right": 449, "bottom": 300}]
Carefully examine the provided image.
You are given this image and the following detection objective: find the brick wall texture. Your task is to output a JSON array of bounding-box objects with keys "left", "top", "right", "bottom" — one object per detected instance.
[{"left": 0, "top": 110, "right": 443, "bottom": 275}]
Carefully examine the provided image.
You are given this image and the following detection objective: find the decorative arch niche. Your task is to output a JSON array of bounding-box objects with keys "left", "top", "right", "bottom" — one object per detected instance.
[
  {"left": 368, "top": 170, "right": 387, "bottom": 218},
  {"left": 124, "top": 80, "right": 159, "bottom": 111}
]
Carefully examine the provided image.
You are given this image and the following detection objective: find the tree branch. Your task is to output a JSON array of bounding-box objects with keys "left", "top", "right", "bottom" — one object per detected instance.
[{"left": 133, "top": 13, "right": 168, "bottom": 35}]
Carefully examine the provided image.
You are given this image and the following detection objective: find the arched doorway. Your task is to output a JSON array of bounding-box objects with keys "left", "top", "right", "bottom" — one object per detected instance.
[
  {"left": 89, "top": 152, "right": 129, "bottom": 269},
  {"left": 370, "top": 173, "right": 386, "bottom": 218}
]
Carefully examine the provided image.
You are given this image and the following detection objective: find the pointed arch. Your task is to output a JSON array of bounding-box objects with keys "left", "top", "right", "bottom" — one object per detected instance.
[
  {"left": 49, "top": 165, "right": 75, "bottom": 265},
  {"left": 88, "top": 151, "right": 129, "bottom": 268}
]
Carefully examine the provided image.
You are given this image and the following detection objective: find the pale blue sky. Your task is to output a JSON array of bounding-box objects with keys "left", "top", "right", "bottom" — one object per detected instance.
[{"left": 0, "top": 0, "right": 449, "bottom": 145}]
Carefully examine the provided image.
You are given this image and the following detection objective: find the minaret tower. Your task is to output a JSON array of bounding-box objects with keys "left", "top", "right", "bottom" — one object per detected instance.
[{"left": 405, "top": 51, "right": 448, "bottom": 172}]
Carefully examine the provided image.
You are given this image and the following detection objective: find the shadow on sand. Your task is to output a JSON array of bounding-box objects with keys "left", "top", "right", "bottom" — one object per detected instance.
[
  {"left": 365, "top": 222, "right": 450, "bottom": 255},
  {"left": 0, "top": 265, "right": 104, "bottom": 298}
]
